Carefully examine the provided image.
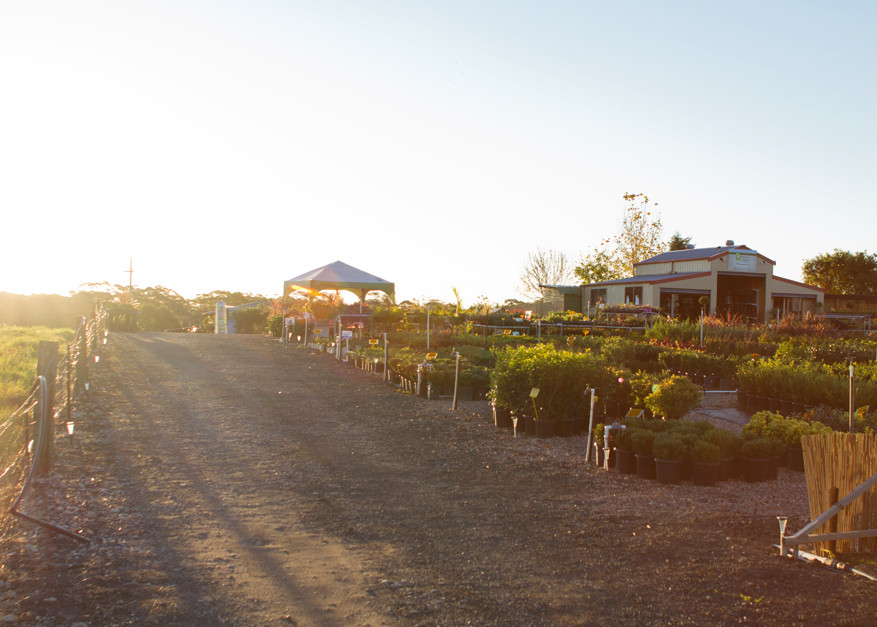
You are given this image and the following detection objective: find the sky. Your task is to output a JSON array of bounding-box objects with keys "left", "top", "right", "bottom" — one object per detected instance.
[{"left": 1, "top": 1, "right": 875, "bottom": 307}]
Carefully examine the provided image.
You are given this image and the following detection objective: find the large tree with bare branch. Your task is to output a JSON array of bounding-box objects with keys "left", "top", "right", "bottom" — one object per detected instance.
[{"left": 519, "top": 248, "right": 574, "bottom": 300}]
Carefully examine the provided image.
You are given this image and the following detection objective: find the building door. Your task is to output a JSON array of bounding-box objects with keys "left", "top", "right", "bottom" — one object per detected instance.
[{"left": 717, "top": 274, "right": 765, "bottom": 322}]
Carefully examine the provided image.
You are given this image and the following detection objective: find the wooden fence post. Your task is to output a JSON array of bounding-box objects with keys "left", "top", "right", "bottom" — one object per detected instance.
[
  {"left": 36, "top": 340, "right": 58, "bottom": 476},
  {"left": 66, "top": 344, "right": 73, "bottom": 425},
  {"left": 76, "top": 316, "right": 88, "bottom": 391}
]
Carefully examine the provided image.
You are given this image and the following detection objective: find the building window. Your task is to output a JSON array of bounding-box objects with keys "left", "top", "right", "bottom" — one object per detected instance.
[
  {"left": 624, "top": 286, "right": 643, "bottom": 305},
  {"left": 590, "top": 289, "right": 606, "bottom": 307},
  {"left": 774, "top": 296, "right": 803, "bottom": 319}
]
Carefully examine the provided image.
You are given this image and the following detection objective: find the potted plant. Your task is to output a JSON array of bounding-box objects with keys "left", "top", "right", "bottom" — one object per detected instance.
[
  {"left": 631, "top": 429, "right": 656, "bottom": 480},
  {"left": 487, "top": 388, "right": 514, "bottom": 429},
  {"left": 644, "top": 375, "right": 703, "bottom": 420},
  {"left": 703, "top": 429, "right": 742, "bottom": 481},
  {"left": 691, "top": 440, "right": 721, "bottom": 486},
  {"left": 652, "top": 432, "right": 686, "bottom": 484},
  {"left": 741, "top": 437, "right": 773, "bottom": 483},
  {"left": 767, "top": 438, "right": 786, "bottom": 480},
  {"left": 615, "top": 426, "right": 637, "bottom": 474},
  {"left": 785, "top": 419, "right": 830, "bottom": 471}
]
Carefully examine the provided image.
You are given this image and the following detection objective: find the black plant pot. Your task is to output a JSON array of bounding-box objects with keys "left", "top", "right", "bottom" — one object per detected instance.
[
  {"left": 493, "top": 405, "right": 513, "bottom": 428},
  {"left": 635, "top": 454, "right": 656, "bottom": 480},
  {"left": 743, "top": 457, "right": 770, "bottom": 483},
  {"left": 557, "top": 419, "right": 575, "bottom": 437},
  {"left": 717, "top": 457, "right": 734, "bottom": 482},
  {"left": 767, "top": 456, "right": 780, "bottom": 481},
  {"left": 693, "top": 461, "right": 720, "bottom": 486},
  {"left": 786, "top": 445, "right": 805, "bottom": 472},
  {"left": 655, "top": 459, "right": 682, "bottom": 484},
  {"left": 616, "top": 448, "right": 636, "bottom": 474},
  {"left": 534, "top": 419, "right": 556, "bottom": 439}
]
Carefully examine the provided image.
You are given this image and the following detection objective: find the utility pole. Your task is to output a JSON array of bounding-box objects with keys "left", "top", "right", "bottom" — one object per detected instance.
[{"left": 125, "top": 257, "right": 134, "bottom": 289}]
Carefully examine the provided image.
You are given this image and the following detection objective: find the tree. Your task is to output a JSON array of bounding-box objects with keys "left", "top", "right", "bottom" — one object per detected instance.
[
  {"left": 519, "top": 248, "right": 574, "bottom": 300},
  {"left": 573, "top": 193, "right": 666, "bottom": 282},
  {"left": 802, "top": 249, "right": 877, "bottom": 295},
  {"left": 573, "top": 249, "right": 616, "bottom": 284},
  {"left": 612, "top": 193, "right": 665, "bottom": 276},
  {"left": 451, "top": 286, "right": 463, "bottom": 315},
  {"left": 668, "top": 232, "right": 693, "bottom": 251}
]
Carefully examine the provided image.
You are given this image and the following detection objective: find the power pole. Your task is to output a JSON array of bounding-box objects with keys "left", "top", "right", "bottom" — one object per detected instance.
[{"left": 126, "top": 257, "right": 134, "bottom": 289}]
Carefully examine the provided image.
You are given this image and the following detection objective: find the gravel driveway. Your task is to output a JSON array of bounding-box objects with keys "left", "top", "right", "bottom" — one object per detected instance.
[{"left": 1, "top": 332, "right": 875, "bottom": 625}]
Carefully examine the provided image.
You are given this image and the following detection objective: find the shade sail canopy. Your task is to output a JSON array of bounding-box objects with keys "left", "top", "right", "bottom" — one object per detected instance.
[{"left": 283, "top": 261, "right": 395, "bottom": 302}]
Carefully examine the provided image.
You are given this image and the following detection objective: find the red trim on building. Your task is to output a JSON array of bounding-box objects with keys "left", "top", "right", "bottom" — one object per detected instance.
[{"left": 773, "top": 275, "right": 826, "bottom": 293}]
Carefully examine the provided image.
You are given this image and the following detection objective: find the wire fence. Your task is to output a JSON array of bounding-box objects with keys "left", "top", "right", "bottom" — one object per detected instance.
[{"left": 0, "top": 309, "right": 107, "bottom": 542}]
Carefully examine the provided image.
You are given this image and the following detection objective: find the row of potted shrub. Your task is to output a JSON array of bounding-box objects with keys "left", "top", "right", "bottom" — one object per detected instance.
[
  {"left": 488, "top": 344, "right": 705, "bottom": 429},
  {"left": 736, "top": 358, "right": 877, "bottom": 412},
  {"left": 609, "top": 417, "right": 795, "bottom": 485}
]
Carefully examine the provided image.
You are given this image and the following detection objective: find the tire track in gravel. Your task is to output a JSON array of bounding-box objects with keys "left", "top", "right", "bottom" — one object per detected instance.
[{"left": 88, "top": 332, "right": 392, "bottom": 626}]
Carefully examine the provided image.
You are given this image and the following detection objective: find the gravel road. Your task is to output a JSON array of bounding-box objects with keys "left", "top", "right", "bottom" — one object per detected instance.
[{"left": 1, "top": 332, "right": 876, "bottom": 626}]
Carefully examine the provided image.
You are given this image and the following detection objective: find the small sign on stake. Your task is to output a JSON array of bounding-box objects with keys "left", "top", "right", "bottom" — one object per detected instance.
[
  {"left": 530, "top": 387, "right": 540, "bottom": 420},
  {"left": 425, "top": 352, "right": 437, "bottom": 361},
  {"left": 369, "top": 338, "right": 379, "bottom": 346}
]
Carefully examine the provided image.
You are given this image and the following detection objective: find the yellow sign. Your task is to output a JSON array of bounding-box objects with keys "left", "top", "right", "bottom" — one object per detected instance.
[
  {"left": 426, "top": 352, "right": 437, "bottom": 360},
  {"left": 530, "top": 388, "right": 540, "bottom": 420},
  {"left": 314, "top": 328, "right": 321, "bottom": 334},
  {"left": 369, "top": 339, "right": 379, "bottom": 346},
  {"left": 856, "top": 405, "right": 870, "bottom": 417},
  {"left": 503, "top": 329, "right": 512, "bottom": 335}
]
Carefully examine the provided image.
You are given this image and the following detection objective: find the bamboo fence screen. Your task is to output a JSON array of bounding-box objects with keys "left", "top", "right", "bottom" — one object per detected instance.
[{"left": 802, "top": 433, "right": 877, "bottom": 554}]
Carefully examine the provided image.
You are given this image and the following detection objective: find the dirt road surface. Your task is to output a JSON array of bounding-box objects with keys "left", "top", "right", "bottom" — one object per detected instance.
[{"left": 2, "top": 333, "right": 876, "bottom": 625}]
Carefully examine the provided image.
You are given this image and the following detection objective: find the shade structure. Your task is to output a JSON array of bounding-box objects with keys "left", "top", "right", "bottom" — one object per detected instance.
[{"left": 283, "top": 261, "right": 395, "bottom": 307}]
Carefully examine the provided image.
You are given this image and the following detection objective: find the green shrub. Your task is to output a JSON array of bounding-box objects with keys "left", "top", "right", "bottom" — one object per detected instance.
[
  {"left": 768, "top": 438, "right": 787, "bottom": 458},
  {"left": 653, "top": 432, "right": 687, "bottom": 461},
  {"left": 617, "top": 426, "right": 634, "bottom": 450},
  {"left": 744, "top": 411, "right": 831, "bottom": 446},
  {"left": 645, "top": 376, "right": 702, "bottom": 419},
  {"left": 691, "top": 440, "right": 721, "bottom": 464},
  {"left": 600, "top": 337, "right": 663, "bottom": 373},
  {"left": 630, "top": 429, "right": 655, "bottom": 456},
  {"left": 703, "top": 429, "right": 742, "bottom": 458},
  {"left": 741, "top": 437, "right": 774, "bottom": 459},
  {"left": 489, "top": 344, "right": 613, "bottom": 418},
  {"left": 629, "top": 372, "right": 668, "bottom": 412}
]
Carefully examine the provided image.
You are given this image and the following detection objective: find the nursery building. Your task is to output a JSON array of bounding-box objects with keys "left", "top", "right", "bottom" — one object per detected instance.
[{"left": 542, "top": 242, "right": 824, "bottom": 323}]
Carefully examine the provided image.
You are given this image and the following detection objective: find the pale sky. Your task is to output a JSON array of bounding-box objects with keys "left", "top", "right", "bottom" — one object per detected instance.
[{"left": 1, "top": 1, "right": 874, "bottom": 306}]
